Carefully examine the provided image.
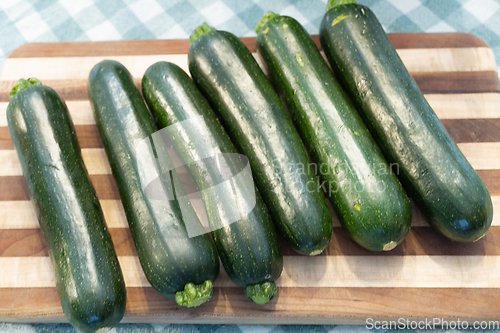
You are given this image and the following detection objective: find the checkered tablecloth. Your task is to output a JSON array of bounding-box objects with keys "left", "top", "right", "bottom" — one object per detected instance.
[
  {"left": 1, "top": 0, "right": 499, "bottom": 332},
  {"left": 1, "top": 0, "right": 499, "bottom": 73}
]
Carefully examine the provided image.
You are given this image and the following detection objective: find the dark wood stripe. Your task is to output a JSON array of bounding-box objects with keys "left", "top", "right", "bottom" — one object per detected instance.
[
  {"left": 3, "top": 226, "right": 500, "bottom": 257},
  {"left": 282, "top": 226, "right": 500, "bottom": 256},
  {"left": 0, "top": 228, "right": 135, "bottom": 257},
  {"left": 0, "top": 175, "right": 119, "bottom": 201},
  {"left": 443, "top": 119, "right": 500, "bottom": 143},
  {"left": 478, "top": 170, "right": 500, "bottom": 196},
  {"left": 387, "top": 32, "right": 490, "bottom": 49},
  {"left": 7, "top": 33, "right": 487, "bottom": 60},
  {"left": 270, "top": 287, "right": 500, "bottom": 323},
  {"left": 0, "top": 170, "right": 498, "bottom": 207},
  {"left": 74, "top": 125, "right": 103, "bottom": 148},
  {"left": 1, "top": 118, "right": 499, "bottom": 150},
  {"left": 0, "top": 287, "right": 499, "bottom": 323},
  {"left": 0, "top": 125, "right": 103, "bottom": 150},
  {"left": 2, "top": 72, "right": 498, "bottom": 103},
  {"left": 413, "top": 71, "right": 500, "bottom": 94},
  {"left": 0, "top": 127, "right": 12, "bottom": 150}
]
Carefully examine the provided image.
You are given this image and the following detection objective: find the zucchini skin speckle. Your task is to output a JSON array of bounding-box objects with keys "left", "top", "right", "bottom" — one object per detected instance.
[
  {"left": 188, "top": 29, "right": 333, "bottom": 256},
  {"left": 320, "top": 4, "right": 493, "bottom": 241},
  {"left": 7, "top": 85, "right": 126, "bottom": 333},
  {"left": 87, "top": 60, "right": 219, "bottom": 304},
  {"left": 257, "top": 15, "right": 411, "bottom": 251}
]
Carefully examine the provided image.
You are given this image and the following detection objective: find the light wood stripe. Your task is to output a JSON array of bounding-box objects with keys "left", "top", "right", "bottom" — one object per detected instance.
[
  {"left": 278, "top": 255, "right": 500, "bottom": 288},
  {"left": 396, "top": 47, "right": 496, "bottom": 73},
  {"left": 0, "top": 196, "right": 497, "bottom": 230},
  {"left": 1, "top": 93, "right": 498, "bottom": 128},
  {"left": 427, "top": 93, "right": 500, "bottom": 119},
  {"left": 4, "top": 225, "right": 500, "bottom": 257},
  {"left": 2, "top": 142, "right": 498, "bottom": 176},
  {"left": 1, "top": 255, "right": 500, "bottom": 289},
  {"left": 0, "top": 55, "right": 189, "bottom": 82},
  {"left": 0, "top": 149, "right": 111, "bottom": 176},
  {"left": 458, "top": 142, "right": 500, "bottom": 170},
  {"left": 0, "top": 256, "right": 152, "bottom": 288},
  {"left": 0, "top": 48, "right": 496, "bottom": 83}
]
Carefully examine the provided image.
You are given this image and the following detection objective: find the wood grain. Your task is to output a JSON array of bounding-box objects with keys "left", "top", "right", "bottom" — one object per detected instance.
[
  {"left": 4, "top": 226, "right": 500, "bottom": 257},
  {"left": 442, "top": 119, "right": 500, "bottom": 143},
  {"left": 0, "top": 125, "right": 103, "bottom": 150},
  {"left": 0, "top": 33, "right": 499, "bottom": 324},
  {"left": 1, "top": 196, "right": 498, "bottom": 231},
  {"left": 478, "top": 170, "right": 500, "bottom": 196},
  {"left": 396, "top": 47, "right": 496, "bottom": 72},
  {"left": 2, "top": 286, "right": 499, "bottom": 325},
  {"left": 1, "top": 118, "right": 500, "bottom": 150},
  {"left": 0, "top": 175, "right": 120, "bottom": 201},
  {"left": 2, "top": 255, "right": 500, "bottom": 289},
  {"left": 3, "top": 93, "right": 499, "bottom": 126},
  {"left": 426, "top": 93, "right": 500, "bottom": 119},
  {"left": 413, "top": 71, "right": 500, "bottom": 94},
  {"left": 2, "top": 142, "right": 500, "bottom": 175},
  {"left": 0, "top": 200, "right": 128, "bottom": 229},
  {"left": 7, "top": 33, "right": 488, "bottom": 59}
]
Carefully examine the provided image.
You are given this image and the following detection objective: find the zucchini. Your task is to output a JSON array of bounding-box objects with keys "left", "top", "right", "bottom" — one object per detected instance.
[
  {"left": 255, "top": 13, "right": 411, "bottom": 251},
  {"left": 7, "top": 79, "right": 126, "bottom": 332},
  {"left": 87, "top": 60, "right": 219, "bottom": 307},
  {"left": 142, "top": 61, "right": 283, "bottom": 304},
  {"left": 188, "top": 23, "right": 333, "bottom": 256},
  {"left": 320, "top": 0, "right": 493, "bottom": 241}
]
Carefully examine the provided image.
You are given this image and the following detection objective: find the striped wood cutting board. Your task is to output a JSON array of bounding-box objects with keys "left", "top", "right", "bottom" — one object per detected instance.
[{"left": 0, "top": 33, "right": 499, "bottom": 325}]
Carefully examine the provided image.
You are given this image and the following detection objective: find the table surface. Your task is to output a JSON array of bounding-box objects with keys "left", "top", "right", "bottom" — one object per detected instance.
[{"left": 1, "top": 1, "right": 500, "bottom": 332}]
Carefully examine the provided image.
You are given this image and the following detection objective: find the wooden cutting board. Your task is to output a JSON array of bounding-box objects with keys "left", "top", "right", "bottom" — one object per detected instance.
[{"left": 0, "top": 33, "right": 499, "bottom": 325}]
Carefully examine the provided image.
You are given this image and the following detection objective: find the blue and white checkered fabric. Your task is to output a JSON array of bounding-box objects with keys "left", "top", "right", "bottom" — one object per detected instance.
[
  {"left": 0, "top": 0, "right": 499, "bottom": 73},
  {"left": 0, "top": 1, "right": 499, "bottom": 332}
]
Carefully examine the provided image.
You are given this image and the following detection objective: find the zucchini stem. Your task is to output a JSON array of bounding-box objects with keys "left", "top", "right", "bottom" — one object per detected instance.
[
  {"left": 255, "top": 11, "right": 278, "bottom": 34},
  {"left": 326, "top": 0, "right": 357, "bottom": 11},
  {"left": 244, "top": 281, "right": 277, "bottom": 305},
  {"left": 9, "top": 78, "right": 42, "bottom": 99},
  {"left": 189, "top": 22, "right": 216, "bottom": 44},
  {"left": 175, "top": 280, "right": 214, "bottom": 308}
]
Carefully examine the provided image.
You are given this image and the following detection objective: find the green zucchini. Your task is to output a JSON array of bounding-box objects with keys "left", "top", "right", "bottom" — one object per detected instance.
[
  {"left": 320, "top": 0, "right": 493, "bottom": 241},
  {"left": 188, "top": 23, "right": 333, "bottom": 256},
  {"left": 255, "top": 13, "right": 411, "bottom": 251},
  {"left": 7, "top": 79, "right": 126, "bottom": 332},
  {"left": 142, "top": 61, "right": 283, "bottom": 304},
  {"left": 87, "top": 60, "right": 219, "bottom": 307}
]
